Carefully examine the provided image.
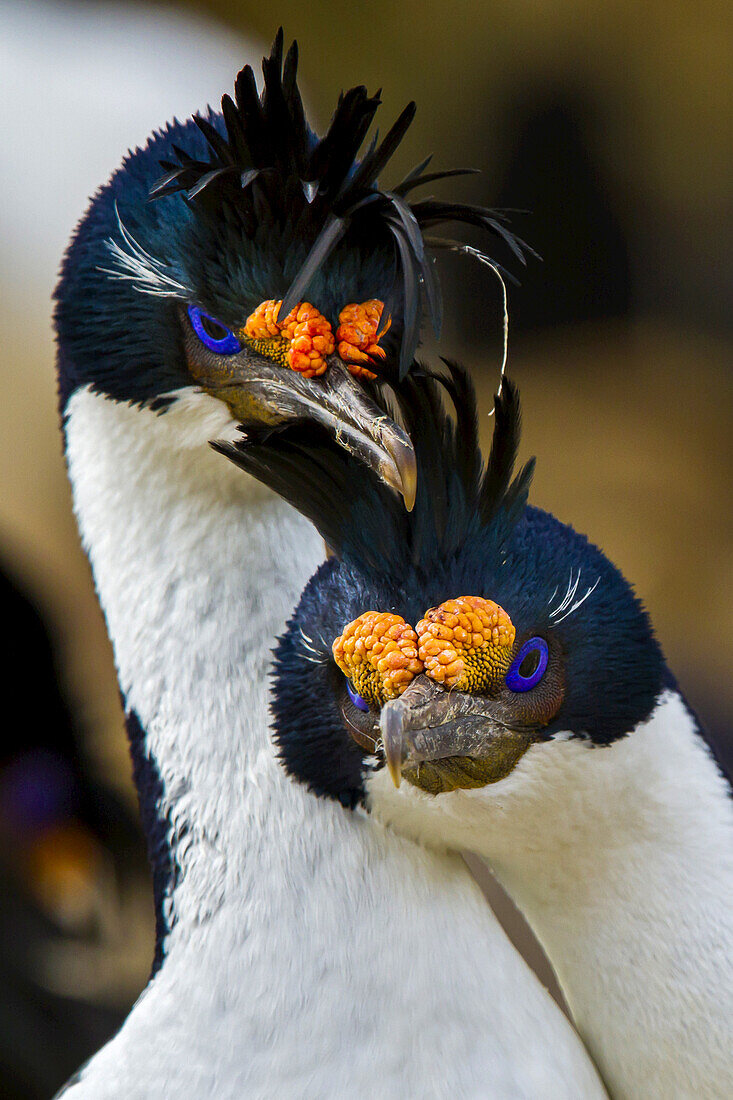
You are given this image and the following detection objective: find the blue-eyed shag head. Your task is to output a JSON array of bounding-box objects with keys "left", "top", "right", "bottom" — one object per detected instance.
[
  {"left": 54, "top": 31, "right": 533, "bottom": 507},
  {"left": 217, "top": 363, "right": 666, "bottom": 807}
]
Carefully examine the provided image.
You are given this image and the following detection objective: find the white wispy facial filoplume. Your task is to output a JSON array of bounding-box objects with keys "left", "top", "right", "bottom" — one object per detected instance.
[
  {"left": 548, "top": 567, "right": 601, "bottom": 624},
  {"left": 99, "top": 206, "right": 192, "bottom": 299}
]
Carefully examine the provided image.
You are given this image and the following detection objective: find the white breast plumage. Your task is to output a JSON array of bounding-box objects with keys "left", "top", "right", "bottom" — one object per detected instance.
[{"left": 59, "top": 386, "right": 608, "bottom": 1098}]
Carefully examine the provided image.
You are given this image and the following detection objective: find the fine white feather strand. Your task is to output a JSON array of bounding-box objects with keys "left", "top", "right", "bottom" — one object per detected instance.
[
  {"left": 551, "top": 576, "right": 600, "bottom": 624},
  {"left": 98, "top": 204, "right": 192, "bottom": 299}
]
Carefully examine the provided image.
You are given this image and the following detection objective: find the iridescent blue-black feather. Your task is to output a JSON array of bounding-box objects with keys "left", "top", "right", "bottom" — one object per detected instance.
[
  {"left": 150, "top": 30, "right": 537, "bottom": 380},
  {"left": 213, "top": 363, "right": 531, "bottom": 579},
  {"left": 260, "top": 365, "right": 669, "bottom": 806}
]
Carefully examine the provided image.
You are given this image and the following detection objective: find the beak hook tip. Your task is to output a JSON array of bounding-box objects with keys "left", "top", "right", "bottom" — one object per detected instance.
[
  {"left": 381, "top": 700, "right": 407, "bottom": 789},
  {"left": 402, "top": 470, "right": 417, "bottom": 512},
  {"left": 386, "top": 758, "right": 402, "bottom": 789}
]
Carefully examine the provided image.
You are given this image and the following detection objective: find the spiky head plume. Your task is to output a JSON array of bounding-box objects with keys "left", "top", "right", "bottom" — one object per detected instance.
[
  {"left": 151, "top": 30, "right": 536, "bottom": 378},
  {"left": 213, "top": 363, "right": 535, "bottom": 578}
]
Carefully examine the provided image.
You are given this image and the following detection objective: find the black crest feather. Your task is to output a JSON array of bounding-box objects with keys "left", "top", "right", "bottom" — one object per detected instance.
[
  {"left": 150, "top": 31, "right": 537, "bottom": 379},
  {"left": 213, "top": 364, "right": 534, "bottom": 578}
]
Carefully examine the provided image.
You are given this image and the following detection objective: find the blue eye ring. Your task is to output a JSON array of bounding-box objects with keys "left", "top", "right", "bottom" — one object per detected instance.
[
  {"left": 187, "top": 304, "right": 241, "bottom": 355},
  {"left": 506, "top": 637, "right": 549, "bottom": 693},
  {"left": 346, "top": 679, "right": 370, "bottom": 713}
]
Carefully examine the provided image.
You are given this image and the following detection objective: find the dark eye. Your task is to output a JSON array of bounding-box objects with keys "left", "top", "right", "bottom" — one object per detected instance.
[
  {"left": 506, "top": 637, "right": 549, "bottom": 693},
  {"left": 188, "top": 304, "right": 241, "bottom": 354},
  {"left": 346, "top": 680, "right": 370, "bottom": 713}
]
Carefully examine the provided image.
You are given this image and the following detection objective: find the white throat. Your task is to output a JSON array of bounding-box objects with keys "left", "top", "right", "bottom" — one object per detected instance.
[
  {"left": 61, "top": 387, "right": 607, "bottom": 1098},
  {"left": 370, "top": 693, "right": 733, "bottom": 1099},
  {"left": 64, "top": 386, "right": 324, "bottom": 906}
]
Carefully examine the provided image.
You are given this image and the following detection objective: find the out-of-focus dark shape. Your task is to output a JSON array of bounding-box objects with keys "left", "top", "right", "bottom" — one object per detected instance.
[
  {"left": 0, "top": 884, "right": 123, "bottom": 1100},
  {"left": 492, "top": 90, "right": 631, "bottom": 332},
  {"left": 0, "top": 565, "right": 144, "bottom": 882},
  {"left": 0, "top": 564, "right": 151, "bottom": 1099}
]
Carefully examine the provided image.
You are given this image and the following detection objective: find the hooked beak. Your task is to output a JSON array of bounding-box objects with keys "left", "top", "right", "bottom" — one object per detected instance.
[
  {"left": 201, "top": 355, "right": 416, "bottom": 510},
  {"left": 380, "top": 675, "right": 535, "bottom": 795}
]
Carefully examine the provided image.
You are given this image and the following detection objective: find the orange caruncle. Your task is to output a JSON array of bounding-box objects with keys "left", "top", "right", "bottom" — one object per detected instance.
[
  {"left": 336, "top": 300, "right": 391, "bottom": 380},
  {"left": 416, "top": 596, "right": 516, "bottom": 692},
  {"left": 244, "top": 299, "right": 335, "bottom": 378},
  {"left": 279, "top": 301, "right": 335, "bottom": 377},
  {"left": 332, "top": 611, "right": 423, "bottom": 707},
  {"left": 244, "top": 299, "right": 283, "bottom": 340}
]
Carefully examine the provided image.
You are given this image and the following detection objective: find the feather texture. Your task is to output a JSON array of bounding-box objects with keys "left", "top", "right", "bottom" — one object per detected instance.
[
  {"left": 214, "top": 363, "right": 533, "bottom": 578},
  {"left": 149, "top": 31, "right": 535, "bottom": 380}
]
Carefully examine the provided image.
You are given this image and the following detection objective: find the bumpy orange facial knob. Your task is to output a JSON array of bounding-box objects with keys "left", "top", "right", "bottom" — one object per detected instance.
[
  {"left": 279, "top": 301, "right": 335, "bottom": 377},
  {"left": 416, "top": 596, "right": 515, "bottom": 692},
  {"left": 332, "top": 611, "right": 423, "bottom": 708},
  {"left": 336, "top": 300, "right": 391, "bottom": 380},
  {"left": 244, "top": 300, "right": 335, "bottom": 378},
  {"left": 244, "top": 299, "right": 283, "bottom": 341}
]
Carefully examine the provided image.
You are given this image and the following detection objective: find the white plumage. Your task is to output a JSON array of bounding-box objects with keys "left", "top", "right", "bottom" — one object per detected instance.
[
  {"left": 58, "top": 386, "right": 608, "bottom": 1097},
  {"left": 370, "top": 692, "right": 733, "bottom": 1098}
]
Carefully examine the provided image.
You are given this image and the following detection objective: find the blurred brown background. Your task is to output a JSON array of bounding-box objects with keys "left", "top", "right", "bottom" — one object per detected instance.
[{"left": 0, "top": 0, "right": 730, "bottom": 1095}]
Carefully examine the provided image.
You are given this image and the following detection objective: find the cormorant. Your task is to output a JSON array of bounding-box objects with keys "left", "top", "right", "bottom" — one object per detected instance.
[{"left": 233, "top": 363, "right": 733, "bottom": 1099}]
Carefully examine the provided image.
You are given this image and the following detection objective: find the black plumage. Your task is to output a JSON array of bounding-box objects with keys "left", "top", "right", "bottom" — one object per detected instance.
[
  {"left": 151, "top": 30, "right": 537, "bottom": 377},
  {"left": 213, "top": 363, "right": 533, "bottom": 575},
  {"left": 55, "top": 33, "right": 536, "bottom": 408},
  {"left": 216, "top": 364, "right": 668, "bottom": 806}
]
